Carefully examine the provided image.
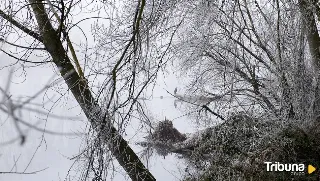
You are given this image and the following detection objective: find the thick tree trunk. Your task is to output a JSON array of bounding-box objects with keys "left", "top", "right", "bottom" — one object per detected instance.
[
  {"left": 299, "top": 0, "right": 320, "bottom": 121},
  {"left": 28, "top": 0, "right": 155, "bottom": 180}
]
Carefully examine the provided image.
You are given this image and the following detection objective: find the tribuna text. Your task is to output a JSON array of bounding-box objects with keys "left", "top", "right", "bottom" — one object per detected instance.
[{"left": 264, "top": 162, "right": 305, "bottom": 172}]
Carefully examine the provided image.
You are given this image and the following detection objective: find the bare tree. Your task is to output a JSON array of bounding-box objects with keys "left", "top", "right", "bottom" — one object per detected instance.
[
  {"left": 151, "top": 0, "right": 316, "bottom": 124},
  {"left": 0, "top": 0, "right": 163, "bottom": 180},
  {"left": 137, "top": 0, "right": 320, "bottom": 180}
]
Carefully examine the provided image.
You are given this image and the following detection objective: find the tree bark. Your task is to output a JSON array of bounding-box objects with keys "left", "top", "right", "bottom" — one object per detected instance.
[
  {"left": 27, "top": 0, "right": 155, "bottom": 180},
  {"left": 299, "top": 0, "right": 320, "bottom": 120}
]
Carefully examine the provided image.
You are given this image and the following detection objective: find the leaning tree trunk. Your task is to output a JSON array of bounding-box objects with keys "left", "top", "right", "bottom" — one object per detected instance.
[{"left": 27, "top": 0, "right": 155, "bottom": 180}]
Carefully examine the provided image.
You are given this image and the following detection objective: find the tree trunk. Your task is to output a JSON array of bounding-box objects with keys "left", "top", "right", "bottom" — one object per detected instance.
[
  {"left": 28, "top": 0, "right": 155, "bottom": 180},
  {"left": 299, "top": 0, "right": 320, "bottom": 121}
]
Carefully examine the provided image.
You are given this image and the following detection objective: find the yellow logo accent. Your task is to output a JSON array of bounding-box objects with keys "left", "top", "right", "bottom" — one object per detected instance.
[{"left": 308, "top": 165, "right": 316, "bottom": 174}]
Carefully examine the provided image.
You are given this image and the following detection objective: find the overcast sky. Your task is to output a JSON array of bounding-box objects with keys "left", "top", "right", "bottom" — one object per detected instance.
[
  {"left": 0, "top": 54, "right": 192, "bottom": 181},
  {"left": 0, "top": 50, "right": 200, "bottom": 181}
]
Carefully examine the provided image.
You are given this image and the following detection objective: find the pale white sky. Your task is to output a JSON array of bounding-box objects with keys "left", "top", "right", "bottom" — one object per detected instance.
[{"left": 0, "top": 57, "right": 197, "bottom": 181}]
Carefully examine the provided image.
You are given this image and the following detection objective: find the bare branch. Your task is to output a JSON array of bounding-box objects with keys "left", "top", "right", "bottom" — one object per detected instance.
[{"left": 0, "top": 9, "right": 43, "bottom": 43}]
